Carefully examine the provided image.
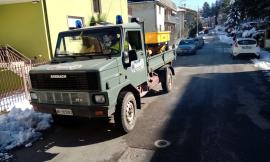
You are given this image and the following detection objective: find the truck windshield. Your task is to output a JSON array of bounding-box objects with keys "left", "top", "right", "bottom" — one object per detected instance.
[{"left": 55, "top": 27, "right": 122, "bottom": 57}]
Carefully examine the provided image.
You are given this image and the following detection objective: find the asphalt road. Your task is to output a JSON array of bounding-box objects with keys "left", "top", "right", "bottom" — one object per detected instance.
[{"left": 10, "top": 36, "right": 270, "bottom": 162}]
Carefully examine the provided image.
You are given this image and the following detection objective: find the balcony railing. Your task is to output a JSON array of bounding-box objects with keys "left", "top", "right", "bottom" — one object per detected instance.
[{"left": 165, "top": 15, "right": 179, "bottom": 24}]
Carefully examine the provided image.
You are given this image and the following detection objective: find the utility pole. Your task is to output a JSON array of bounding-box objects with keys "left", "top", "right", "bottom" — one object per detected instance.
[
  {"left": 196, "top": 6, "right": 199, "bottom": 37},
  {"left": 180, "top": 19, "right": 182, "bottom": 39},
  {"left": 177, "top": 0, "right": 186, "bottom": 39}
]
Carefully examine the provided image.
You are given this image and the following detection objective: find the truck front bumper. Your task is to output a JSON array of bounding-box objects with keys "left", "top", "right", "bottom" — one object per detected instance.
[{"left": 32, "top": 103, "right": 112, "bottom": 118}]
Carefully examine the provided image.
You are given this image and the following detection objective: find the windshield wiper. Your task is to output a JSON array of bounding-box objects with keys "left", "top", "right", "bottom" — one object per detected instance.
[
  {"left": 56, "top": 52, "right": 114, "bottom": 59},
  {"left": 56, "top": 54, "right": 78, "bottom": 58},
  {"left": 56, "top": 54, "right": 70, "bottom": 56}
]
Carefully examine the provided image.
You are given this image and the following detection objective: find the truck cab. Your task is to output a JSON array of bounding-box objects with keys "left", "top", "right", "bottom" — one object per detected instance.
[{"left": 30, "top": 22, "right": 175, "bottom": 133}]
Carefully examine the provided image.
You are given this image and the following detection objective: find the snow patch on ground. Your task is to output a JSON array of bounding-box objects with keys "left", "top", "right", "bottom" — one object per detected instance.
[
  {"left": 0, "top": 93, "right": 28, "bottom": 112},
  {"left": 0, "top": 152, "right": 13, "bottom": 161},
  {"left": 10, "top": 99, "right": 33, "bottom": 111},
  {"left": 215, "top": 26, "right": 233, "bottom": 45},
  {"left": 252, "top": 50, "right": 270, "bottom": 71},
  {"left": 203, "top": 35, "right": 214, "bottom": 40},
  {"left": 0, "top": 100, "right": 52, "bottom": 159}
]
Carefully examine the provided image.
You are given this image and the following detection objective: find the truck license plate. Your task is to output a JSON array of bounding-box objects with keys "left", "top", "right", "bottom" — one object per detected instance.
[{"left": 56, "top": 108, "right": 73, "bottom": 116}]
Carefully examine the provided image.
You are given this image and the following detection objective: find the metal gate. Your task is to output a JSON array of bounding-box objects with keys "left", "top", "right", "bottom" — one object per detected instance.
[{"left": 0, "top": 44, "right": 46, "bottom": 112}]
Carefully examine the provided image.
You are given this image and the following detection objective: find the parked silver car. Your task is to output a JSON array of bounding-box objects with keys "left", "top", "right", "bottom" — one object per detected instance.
[
  {"left": 176, "top": 39, "right": 197, "bottom": 55},
  {"left": 195, "top": 37, "right": 204, "bottom": 48}
]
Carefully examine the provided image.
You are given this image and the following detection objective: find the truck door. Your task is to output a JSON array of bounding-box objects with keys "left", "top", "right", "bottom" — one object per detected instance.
[{"left": 120, "top": 30, "right": 148, "bottom": 86}]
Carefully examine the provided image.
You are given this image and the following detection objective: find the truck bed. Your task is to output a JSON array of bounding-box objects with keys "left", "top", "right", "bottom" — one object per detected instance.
[{"left": 147, "top": 49, "right": 176, "bottom": 72}]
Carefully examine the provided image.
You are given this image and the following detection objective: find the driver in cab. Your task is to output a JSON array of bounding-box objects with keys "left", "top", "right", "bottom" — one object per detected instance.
[
  {"left": 108, "top": 33, "right": 131, "bottom": 53},
  {"left": 80, "top": 36, "right": 102, "bottom": 54}
]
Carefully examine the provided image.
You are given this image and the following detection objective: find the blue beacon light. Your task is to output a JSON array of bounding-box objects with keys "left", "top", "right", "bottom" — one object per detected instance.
[{"left": 116, "top": 15, "right": 123, "bottom": 24}]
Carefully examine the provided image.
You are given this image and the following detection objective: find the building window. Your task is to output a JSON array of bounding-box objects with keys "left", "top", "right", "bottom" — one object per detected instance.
[
  {"left": 159, "top": 6, "right": 161, "bottom": 14},
  {"left": 128, "top": 6, "right": 132, "bottom": 16},
  {"left": 160, "top": 25, "right": 162, "bottom": 31},
  {"left": 93, "top": 0, "right": 101, "bottom": 13},
  {"left": 67, "top": 16, "right": 84, "bottom": 30}
]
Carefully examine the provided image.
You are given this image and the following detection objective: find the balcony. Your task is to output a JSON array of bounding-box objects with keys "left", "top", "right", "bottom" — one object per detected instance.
[{"left": 165, "top": 15, "right": 179, "bottom": 24}]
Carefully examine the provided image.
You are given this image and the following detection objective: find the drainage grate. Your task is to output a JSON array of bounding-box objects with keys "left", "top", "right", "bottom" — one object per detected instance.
[{"left": 154, "top": 139, "right": 171, "bottom": 148}]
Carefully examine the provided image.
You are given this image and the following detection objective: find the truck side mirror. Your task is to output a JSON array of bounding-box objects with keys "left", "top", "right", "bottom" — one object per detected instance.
[
  {"left": 123, "top": 51, "right": 130, "bottom": 65},
  {"left": 123, "top": 50, "right": 138, "bottom": 67}
]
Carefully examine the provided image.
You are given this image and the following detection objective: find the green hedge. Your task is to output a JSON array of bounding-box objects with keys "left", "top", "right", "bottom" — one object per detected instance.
[{"left": 0, "top": 69, "right": 22, "bottom": 94}]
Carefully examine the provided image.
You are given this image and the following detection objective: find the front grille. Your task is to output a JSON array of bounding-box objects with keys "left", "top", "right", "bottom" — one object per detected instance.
[
  {"left": 36, "top": 91, "right": 90, "bottom": 106},
  {"left": 30, "top": 72, "right": 99, "bottom": 90}
]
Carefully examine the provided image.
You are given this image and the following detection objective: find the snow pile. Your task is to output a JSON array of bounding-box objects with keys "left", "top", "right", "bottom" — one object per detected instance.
[
  {"left": 215, "top": 26, "right": 227, "bottom": 35},
  {"left": 0, "top": 153, "right": 13, "bottom": 161},
  {"left": 242, "top": 27, "right": 256, "bottom": 38},
  {"left": 252, "top": 50, "right": 270, "bottom": 71},
  {"left": 241, "top": 22, "right": 252, "bottom": 29},
  {"left": 252, "top": 30, "right": 265, "bottom": 38},
  {"left": 219, "top": 34, "right": 234, "bottom": 45},
  {"left": 0, "top": 101, "right": 52, "bottom": 154},
  {"left": 203, "top": 35, "right": 214, "bottom": 40},
  {"left": 214, "top": 25, "right": 233, "bottom": 44},
  {"left": 0, "top": 93, "right": 27, "bottom": 112}
]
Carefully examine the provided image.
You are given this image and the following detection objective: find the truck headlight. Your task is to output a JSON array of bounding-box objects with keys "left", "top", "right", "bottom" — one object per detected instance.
[
  {"left": 30, "top": 92, "right": 38, "bottom": 100},
  {"left": 94, "top": 95, "right": 106, "bottom": 104}
]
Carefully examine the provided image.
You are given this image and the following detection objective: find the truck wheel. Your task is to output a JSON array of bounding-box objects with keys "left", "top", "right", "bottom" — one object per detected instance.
[
  {"left": 115, "top": 91, "right": 137, "bottom": 133},
  {"left": 162, "top": 68, "right": 173, "bottom": 93}
]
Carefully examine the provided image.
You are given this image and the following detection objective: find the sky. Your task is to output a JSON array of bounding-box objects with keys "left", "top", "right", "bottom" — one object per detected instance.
[{"left": 172, "top": 0, "right": 217, "bottom": 10}]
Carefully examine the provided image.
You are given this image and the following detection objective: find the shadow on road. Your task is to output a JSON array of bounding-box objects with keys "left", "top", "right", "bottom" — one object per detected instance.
[
  {"left": 149, "top": 71, "right": 270, "bottom": 162},
  {"left": 11, "top": 118, "right": 124, "bottom": 162}
]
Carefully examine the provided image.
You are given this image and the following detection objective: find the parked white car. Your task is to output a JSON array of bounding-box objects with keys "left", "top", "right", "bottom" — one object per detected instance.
[{"left": 232, "top": 38, "right": 260, "bottom": 59}]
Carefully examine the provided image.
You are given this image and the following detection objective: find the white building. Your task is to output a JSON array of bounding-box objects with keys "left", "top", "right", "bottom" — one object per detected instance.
[
  {"left": 176, "top": 8, "right": 186, "bottom": 39},
  {"left": 128, "top": 0, "right": 179, "bottom": 44}
]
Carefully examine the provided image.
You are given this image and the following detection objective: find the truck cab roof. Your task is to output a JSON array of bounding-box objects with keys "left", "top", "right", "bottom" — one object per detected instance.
[{"left": 60, "top": 23, "right": 142, "bottom": 34}]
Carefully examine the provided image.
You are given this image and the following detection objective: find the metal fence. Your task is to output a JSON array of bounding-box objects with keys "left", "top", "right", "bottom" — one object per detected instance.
[{"left": 0, "top": 44, "right": 48, "bottom": 112}]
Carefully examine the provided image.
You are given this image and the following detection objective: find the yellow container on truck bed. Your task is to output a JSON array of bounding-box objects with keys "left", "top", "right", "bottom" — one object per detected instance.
[{"left": 145, "top": 31, "right": 171, "bottom": 44}]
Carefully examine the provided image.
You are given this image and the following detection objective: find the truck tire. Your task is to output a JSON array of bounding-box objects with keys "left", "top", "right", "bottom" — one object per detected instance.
[
  {"left": 162, "top": 68, "right": 173, "bottom": 93},
  {"left": 115, "top": 91, "right": 137, "bottom": 133}
]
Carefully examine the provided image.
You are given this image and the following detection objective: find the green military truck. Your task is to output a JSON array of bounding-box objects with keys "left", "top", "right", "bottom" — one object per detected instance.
[{"left": 29, "top": 21, "right": 176, "bottom": 133}]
